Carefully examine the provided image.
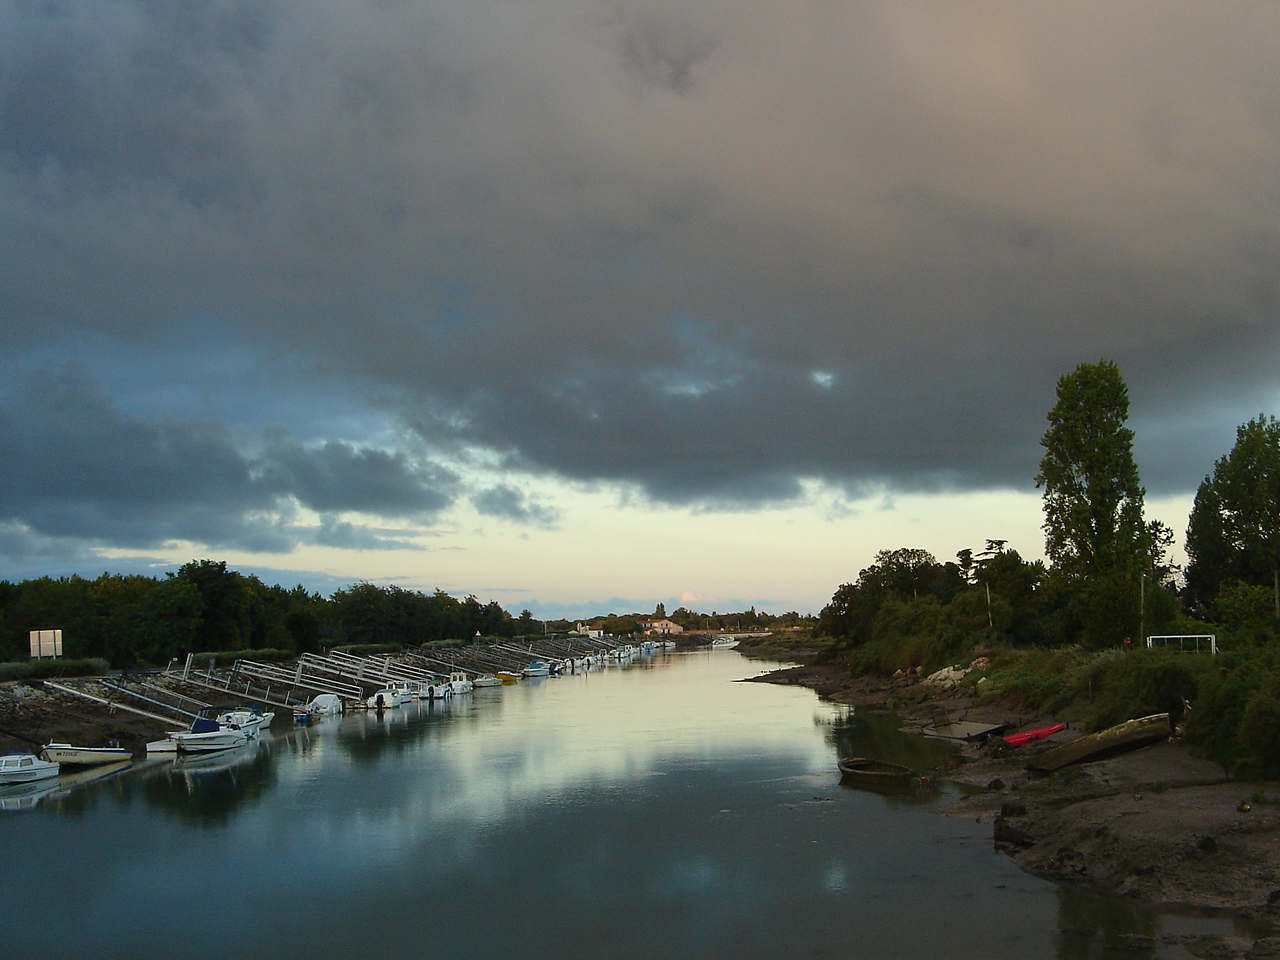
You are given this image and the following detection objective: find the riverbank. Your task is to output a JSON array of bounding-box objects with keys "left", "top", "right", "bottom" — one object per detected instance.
[{"left": 745, "top": 653, "right": 1280, "bottom": 959}]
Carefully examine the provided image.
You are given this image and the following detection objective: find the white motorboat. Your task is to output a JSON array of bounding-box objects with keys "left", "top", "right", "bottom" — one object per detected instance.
[
  {"left": 307, "top": 693, "right": 345, "bottom": 716},
  {"left": 522, "top": 661, "right": 551, "bottom": 678},
  {"left": 171, "top": 714, "right": 250, "bottom": 754},
  {"left": 448, "top": 672, "right": 474, "bottom": 695},
  {"left": 215, "top": 705, "right": 275, "bottom": 738},
  {"left": 0, "top": 753, "right": 60, "bottom": 785},
  {"left": 41, "top": 742, "right": 132, "bottom": 766},
  {"left": 366, "top": 687, "right": 412, "bottom": 709},
  {"left": 471, "top": 674, "right": 502, "bottom": 688}
]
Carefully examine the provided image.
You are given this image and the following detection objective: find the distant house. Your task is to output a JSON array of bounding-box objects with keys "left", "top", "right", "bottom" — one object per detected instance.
[
  {"left": 638, "top": 619, "right": 683, "bottom": 635},
  {"left": 574, "top": 623, "right": 604, "bottom": 639}
]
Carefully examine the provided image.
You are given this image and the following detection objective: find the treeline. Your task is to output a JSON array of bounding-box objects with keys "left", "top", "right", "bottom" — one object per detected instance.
[
  {"left": 576, "top": 604, "right": 815, "bottom": 637},
  {"left": 815, "top": 360, "right": 1280, "bottom": 774},
  {"left": 0, "top": 560, "right": 525, "bottom": 667},
  {"left": 0, "top": 559, "right": 814, "bottom": 670}
]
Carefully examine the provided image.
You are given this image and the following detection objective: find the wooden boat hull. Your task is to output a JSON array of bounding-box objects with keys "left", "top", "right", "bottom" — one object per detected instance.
[
  {"left": 837, "top": 757, "right": 917, "bottom": 789},
  {"left": 1028, "top": 714, "right": 1170, "bottom": 773}
]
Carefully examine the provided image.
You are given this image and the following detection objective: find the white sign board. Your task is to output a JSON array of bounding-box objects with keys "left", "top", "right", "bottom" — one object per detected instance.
[{"left": 29, "top": 629, "right": 63, "bottom": 659}]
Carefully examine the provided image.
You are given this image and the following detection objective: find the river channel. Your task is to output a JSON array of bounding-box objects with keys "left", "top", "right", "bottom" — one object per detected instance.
[{"left": 0, "top": 649, "right": 1253, "bottom": 959}]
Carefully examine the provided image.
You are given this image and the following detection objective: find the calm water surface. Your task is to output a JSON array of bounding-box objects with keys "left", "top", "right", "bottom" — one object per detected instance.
[{"left": 0, "top": 650, "right": 1250, "bottom": 958}]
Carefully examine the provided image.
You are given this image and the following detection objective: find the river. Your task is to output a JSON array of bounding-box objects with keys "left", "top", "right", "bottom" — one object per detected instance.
[{"left": 0, "top": 649, "right": 1252, "bottom": 958}]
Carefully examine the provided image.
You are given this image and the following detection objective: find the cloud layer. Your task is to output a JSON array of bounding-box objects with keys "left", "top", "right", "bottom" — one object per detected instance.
[{"left": 3, "top": 1, "right": 1280, "bottom": 578}]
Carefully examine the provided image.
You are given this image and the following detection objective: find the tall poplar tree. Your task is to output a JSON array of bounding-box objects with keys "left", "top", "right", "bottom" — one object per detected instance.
[
  {"left": 1185, "top": 414, "right": 1280, "bottom": 618},
  {"left": 1036, "top": 360, "right": 1148, "bottom": 580}
]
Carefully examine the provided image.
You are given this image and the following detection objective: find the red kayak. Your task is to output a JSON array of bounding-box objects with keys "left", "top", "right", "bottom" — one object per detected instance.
[{"left": 1001, "top": 722, "right": 1066, "bottom": 748}]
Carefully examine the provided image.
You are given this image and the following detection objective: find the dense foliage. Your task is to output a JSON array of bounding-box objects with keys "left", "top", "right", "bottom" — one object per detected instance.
[{"left": 817, "top": 360, "right": 1280, "bottom": 775}]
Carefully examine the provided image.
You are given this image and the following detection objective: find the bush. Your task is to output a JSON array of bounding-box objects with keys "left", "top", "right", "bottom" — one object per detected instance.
[{"left": 0, "top": 657, "right": 111, "bottom": 681}]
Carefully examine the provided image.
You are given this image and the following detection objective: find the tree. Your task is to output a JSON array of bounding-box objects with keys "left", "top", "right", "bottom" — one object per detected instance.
[
  {"left": 1036, "top": 360, "right": 1148, "bottom": 579},
  {"left": 1185, "top": 415, "right": 1280, "bottom": 618}
]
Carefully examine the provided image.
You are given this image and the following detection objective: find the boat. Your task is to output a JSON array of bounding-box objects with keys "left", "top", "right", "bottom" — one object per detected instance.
[
  {"left": 171, "top": 712, "right": 251, "bottom": 754},
  {"left": 448, "top": 672, "right": 474, "bottom": 695},
  {"left": 1027, "top": 714, "right": 1171, "bottom": 773},
  {"left": 41, "top": 741, "right": 132, "bottom": 766},
  {"left": 837, "top": 757, "right": 917, "bottom": 789},
  {"left": 471, "top": 674, "right": 502, "bottom": 688},
  {"left": 215, "top": 705, "right": 275, "bottom": 738},
  {"left": 1000, "top": 723, "right": 1066, "bottom": 748},
  {"left": 0, "top": 753, "right": 60, "bottom": 785},
  {"left": 522, "top": 661, "right": 551, "bottom": 678},
  {"left": 307, "top": 693, "right": 345, "bottom": 716},
  {"left": 366, "top": 687, "right": 412, "bottom": 709},
  {"left": 496, "top": 671, "right": 522, "bottom": 684}
]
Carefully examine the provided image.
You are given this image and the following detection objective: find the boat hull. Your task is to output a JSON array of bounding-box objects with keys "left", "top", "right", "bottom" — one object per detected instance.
[
  {"left": 1028, "top": 714, "right": 1170, "bottom": 773},
  {"left": 0, "top": 754, "right": 60, "bottom": 784},
  {"left": 173, "top": 729, "right": 250, "bottom": 754},
  {"left": 41, "top": 743, "right": 132, "bottom": 766},
  {"left": 837, "top": 757, "right": 917, "bottom": 790}
]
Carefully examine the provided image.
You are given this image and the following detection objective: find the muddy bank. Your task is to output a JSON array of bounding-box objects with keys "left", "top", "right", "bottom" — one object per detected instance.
[
  {"left": 749, "top": 658, "right": 1280, "bottom": 957},
  {"left": 0, "top": 679, "right": 189, "bottom": 755}
]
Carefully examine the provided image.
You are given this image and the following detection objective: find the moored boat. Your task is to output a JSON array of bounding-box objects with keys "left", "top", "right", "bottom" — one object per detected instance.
[
  {"left": 366, "top": 687, "right": 412, "bottom": 709},
  {"left": 448, "top": 672, "right": 474, "bottom": 695},
  {"left": 471, "top": 674, "right": 502, "bottom": 688},
  {"left": 41, "top": 741, "right": 132, "bottom": 766},
  {"left": 0, "top": 753, "right": 60, "bottom": 785},
  {"left": 172, "top": 713, "right": 251, "bottom": 754},
  {"left": 837, "top": 757, "right": 917, "bottom": 789},
  {"left": 215, "top": 704, "right": 274, "bottom": 738},
  {"left": 522, "top": 661, "right": 551, "bottom": 678},
  {"left": 1027, "top": 714, "right": 1170, "bottom": 773}
]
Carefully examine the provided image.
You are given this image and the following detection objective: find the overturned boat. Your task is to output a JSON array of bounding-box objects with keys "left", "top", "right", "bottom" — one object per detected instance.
[{"left": 1028, "top": 714, "right": 1170, "bottom": 773}]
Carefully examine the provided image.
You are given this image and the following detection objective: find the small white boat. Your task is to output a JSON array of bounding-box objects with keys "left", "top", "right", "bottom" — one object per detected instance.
[
  {"left": 307, "top": 693, "right": 345, "bottom": 716},
  {"left": 215, "top": 705, "right": 275, "bottom": 738},
  {"left": 366, "top": 687, "right": 412, "bottom": 709},
  {"left": 522, "top": 661, "right": 551, "bottom": 678},
  {"left": 0, "top": 753, "right": 60, "bottom": 784},
  {"left": 448, "top": 671, "right": 474, "bottom": 695},
  {"left": 471, "top": 674, "right": 502, "bottom": 688},
  {"left": 171, "top": 713, "right": 251, "bottom": 754},
  {"left": 41, "top": 742, "right": 132, "bottom": 766}
]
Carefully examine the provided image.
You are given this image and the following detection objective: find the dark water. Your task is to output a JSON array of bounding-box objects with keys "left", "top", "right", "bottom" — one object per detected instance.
[{"left": 0, "top": 651, "right": 1250, "bottom": 958}]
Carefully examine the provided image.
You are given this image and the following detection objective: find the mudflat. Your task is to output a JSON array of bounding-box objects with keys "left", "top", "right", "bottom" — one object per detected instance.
[{"left": 747, "top": 656, "right": 1280, "bottom": 959}]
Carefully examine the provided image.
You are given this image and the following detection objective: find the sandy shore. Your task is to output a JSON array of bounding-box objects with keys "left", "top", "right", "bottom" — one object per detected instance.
[{"left": 745, "top": 654, "right": 1280, "bottom": 959}]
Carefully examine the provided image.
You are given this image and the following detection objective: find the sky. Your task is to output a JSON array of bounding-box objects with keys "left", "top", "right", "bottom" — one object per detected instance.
[{"left": 2, "top": 1, "right": 1279, "bottom": 619}]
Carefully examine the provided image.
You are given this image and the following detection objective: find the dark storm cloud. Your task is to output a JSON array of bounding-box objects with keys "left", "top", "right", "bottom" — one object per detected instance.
[
  {"left": 0, "top": 366, "right": 458, "bottom": 554},
  {"left": 471, "top": 485, "right": 561, "bottom": 528},
  {"left": 4, "top": 0, "right": 1280, "bottom": 556}
]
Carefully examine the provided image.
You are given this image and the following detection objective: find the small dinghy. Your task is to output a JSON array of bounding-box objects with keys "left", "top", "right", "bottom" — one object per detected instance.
[{"left": 837, "top": 757, "right": 917, "bottom": 790}]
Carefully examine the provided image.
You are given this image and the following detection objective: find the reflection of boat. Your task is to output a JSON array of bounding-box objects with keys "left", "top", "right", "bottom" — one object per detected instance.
[
  {"left": 1028, "top": 714, "right": 1171, "bottom": 773},
  {"left": 1001, "top": 723, "right": 1066, "bottom": 748},
  {"left": 41, "top": 741, "right": 133, "bottom": 766},
  {"left": 174, "top": 739, "right": 261, "bottom": 773},
  {"left": 0, "top": 753, "right": 60, "bottom": 784},
  {"left": 0, "top": 777, "right": 60, "bottom": 811},
  {"left": 837, "top": 757, "right": 917, "bottom": 789}
]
